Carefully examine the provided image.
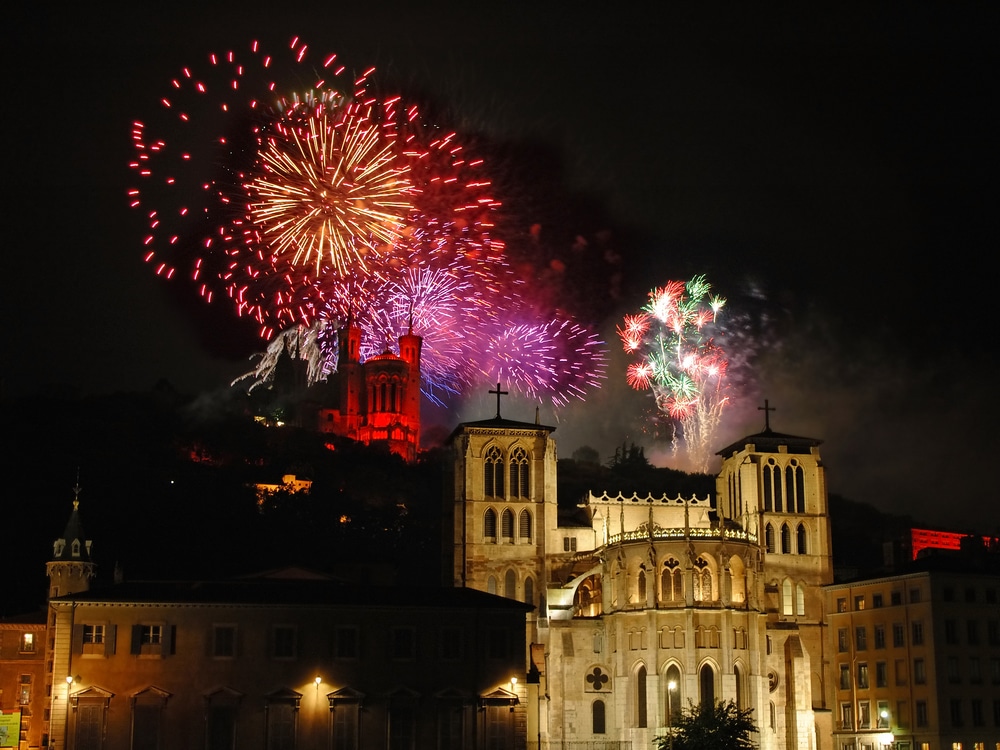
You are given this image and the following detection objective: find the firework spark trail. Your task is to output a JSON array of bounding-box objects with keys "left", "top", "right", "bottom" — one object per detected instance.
[
  {"left": 134, "top": 35, "right": 608, "bottom": 408},
  {"left": 619, "top": 274, "right": 729, "bottom": 472}
]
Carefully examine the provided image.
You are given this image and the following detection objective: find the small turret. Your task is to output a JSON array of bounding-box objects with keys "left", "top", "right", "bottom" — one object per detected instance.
[{"left": 46, "top": 483, "right": 95, "bottom": 599}]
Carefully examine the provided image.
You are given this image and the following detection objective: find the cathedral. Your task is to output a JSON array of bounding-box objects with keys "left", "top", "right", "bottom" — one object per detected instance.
[
  {"left": 443, "top": 398, "right": 834, "bottom": 748},
  {"left": 314, "top": 321, "right": 422, "bottom": 463}
]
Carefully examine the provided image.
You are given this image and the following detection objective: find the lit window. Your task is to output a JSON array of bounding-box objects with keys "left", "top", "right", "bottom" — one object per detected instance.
[{"left": 19, "top": 633, "right": 35, "bottom": 653}]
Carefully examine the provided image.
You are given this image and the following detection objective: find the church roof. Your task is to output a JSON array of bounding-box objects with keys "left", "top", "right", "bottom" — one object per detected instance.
[
  {"left": 449, "top": 415, "right": 556, "bottom": 443},
  {"left": 52, "top": 491, "right": 92, "bottom": 562},
  {"left": 716, "top": 428, "right": 822, "bottom": 458},
  {"left": 51, "top": 578, "right": 534, "bottom": 612}
]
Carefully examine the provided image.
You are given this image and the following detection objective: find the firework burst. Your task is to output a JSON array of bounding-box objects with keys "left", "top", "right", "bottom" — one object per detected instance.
[{"left": 619, "top": 274, "right": 729, "bottom": 472}]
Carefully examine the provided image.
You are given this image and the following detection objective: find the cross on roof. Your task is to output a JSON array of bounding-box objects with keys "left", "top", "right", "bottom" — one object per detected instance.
[
  {"left": 759, "top": 399, "right": 776, "bottom": 431},
  {"left": 489, "top": 382, "right": 508, "bottom": 419}
]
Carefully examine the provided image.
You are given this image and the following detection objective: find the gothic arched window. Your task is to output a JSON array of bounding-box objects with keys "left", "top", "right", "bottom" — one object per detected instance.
[
  {"left": 637, "top": 569, "right": 647, "bottom": 603},
  {"left": 796, "top": 583, "right": 806, "bottom": 616},
  {"left": 794, "top": 462, "right": 805, "bottom": 512},
  {"left": 773, "top": 461, "right": 784, "bottom": 512},
  {"left": 524, "top": 576, "right": 534, "bottom": 606},
  {"left": 484, "top": 446, "right": 504, "bottom": 498},
  {"left": 592, "top": 700, "right": 606, "bottom": 734},
  {"left": 764, "top": 524, "right": 775, "bottom": 554},
  {"left": 762, "top": 464, "right": 773, "bottom": 511},
  {"left": 796, "top": 523, "right": 807, "bottom": 554},
  {"left": 700, "top": 664, "right": 716, "bottom": 707},
  {"left": 780, "top": 523, "right": 791, "bottom": 554},
  {"left": 500, "top": 509, "right": 514, "bottom": 541},
  {"left": 484, "top": 508, "right": 497, "bottom": 541},
  {"left": 504, "top": 569, "right": 516, "bottom": 599},
  {"left": 782, "top": 578, "right": 794, "bottom": 616},
  {"left": 509, "top": 447, "right": 529, "bottom": 498},
  {"left": 634, "top": 665, "right": 647, "bottom": 728},
  {"left": 518, "top": 510, "right": 532, "bottom": 541}
]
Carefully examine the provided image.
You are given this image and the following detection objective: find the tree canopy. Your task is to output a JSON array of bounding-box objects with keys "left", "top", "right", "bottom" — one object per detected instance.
[{"left": 655, "top": 700, "right": 758, "bottom": 750}]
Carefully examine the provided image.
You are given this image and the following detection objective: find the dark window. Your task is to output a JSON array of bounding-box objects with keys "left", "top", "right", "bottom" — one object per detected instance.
[
  {"left": 272, "top": 626, "right": 296, "bottom": 659},
  {"left": 874, "top": 625, "right": 885, "bottom": 649},
  {"left": 392, "top": 628, "right": 415, "bottom": 660},
  {"left": 213, "top": 625, "right": 236, "bottom": 658},
  {"left": 592, "top": 700, "right": 606, "bottom": 734},
  {"left": 945, "top": 619, "right": 958, "bottom": 645},
  {"left": 336, "top": 627, "right": 358, "bottom": 660},
  {"left": 872, "top": 593, "right": 883, "bottom": 608},
  {"left": 893, "top": 623, "right": 905, "bottom": 647}
]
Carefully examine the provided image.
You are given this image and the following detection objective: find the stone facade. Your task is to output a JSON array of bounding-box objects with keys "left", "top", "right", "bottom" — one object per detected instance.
[{"left": 445, "top": 412, "right": 835, "bottom": 749}]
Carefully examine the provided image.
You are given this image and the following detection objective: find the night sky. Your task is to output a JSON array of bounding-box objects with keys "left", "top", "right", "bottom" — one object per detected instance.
[{"left": 3, "top": 4, "right": 998, "bottom": 530}]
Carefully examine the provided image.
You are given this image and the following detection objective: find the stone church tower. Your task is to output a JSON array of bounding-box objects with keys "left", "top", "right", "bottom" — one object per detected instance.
[{"left": 442, "top": 386, "right": 558, "bottom": 611}]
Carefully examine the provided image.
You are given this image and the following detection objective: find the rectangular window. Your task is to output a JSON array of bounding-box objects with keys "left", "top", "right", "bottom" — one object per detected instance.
[
  {"left": 859, "top": 701, "right": 871, "bottom": 729},
  {"left": 909, "top": 587, "right": 921, "bottom": 603},
  {"left": 950, "top": 698, "right": 963, "bottom": 727},
  {"left": 840, "top": 664, "right": 851, "bottom": 690},
  {"left": 131, "top": 623, "right": 171, "bottom": 657},
  {"left": 837, "top": 598, "right": 848, "bottom": 613},
  {"left": 893, "top": 623, "right": 905, "bottom": 647},
  {"left": 943, "top": 587, "right": 955, "bottom": 602},
  {"left": 83, "top": 624, "right": 105, "bottom": 644},
  {"left": 841, "top": 703, "right": 854, "bottom": 730},
  {"left": 855, "top": 595, "right": 866, "bottom": 611},
  {"left": 912, "top": 621, "right": 924, "bottom": 645},
  {"left": 945, "top": 619, "right": 958, "bottom": 645},
  {"left": 988, "top": 620, "right": 1000, "bottom": 646},
  {"left": 947, "top": 656, "right": 961, "bottom": 683},
  {"left": 873, "top": 593, "right": 883, "bottom": 608},
  {"left": 143, "top": 625, "right": 162, "bottom": 645},
  {"left": 856, "top": 627, "right": 867, "bottom": 651},
  {"left": 19, "top": 633, "right": 36, "bottom": 653},
  {"left": 914, "top": 658, "right": 926, "bottom": 684},
  {"left": 439, "top": 627, "right": 463, "bottom": 661},
  {"left": 391, "top": 628, "right": 415, "bottom": 660},
  {"left": 895, "top": 659, "right": 907, "bottom": 685},
  {"left": 874, "top": 625, "right": 886, "bottom": 649},
  {"left": 972, "top": 699, "right": 984, "bottom": 727},
  {"left": 993, "top": 699, "right": 1000, "bottom": 726},
  {"left": 991, "top": 657, "right": 1000, "bottom": 684},
  {"left": 968, "top": 620, "right": 980, "bottom": 645},
  {"left": 876, "top": 661, "right": 888, "bottom": 688},
  {"left": 335, "top": 627, "right": 358, "bottom": 660},
  {"left": 272, "top": 626, "right": 296, "bottom": 659},
  {"left": 857, "top": 662, "right": 869, "bottom": 689},
  {"left": 897, "top": 700, "right": 909, "bottom": 728},
  {"left": 877, "top": 700, "right": 890, "bottom": 729},
  {"left": 838, "top": 628, "right": 849, "bottom": 652},
  {"left": 891, "top": 591, "right": 902, "bottom": 606},
  {"left": 213, "top": 625, "right": 237, "bottom": 658},
  {"left": 916, "top": 701, "right": 928, "bottom": 727},
  {"left": 19, "top": 675, "right": 31, "bottom": 706},
  {"left": 563, "top": 537, "right": 577, "bottom": 552},
  {"left": 969, "top": 657, "right": 982, "bottom": 684}
]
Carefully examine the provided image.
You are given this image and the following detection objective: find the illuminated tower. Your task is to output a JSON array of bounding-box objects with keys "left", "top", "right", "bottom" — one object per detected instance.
[
  {"left": 47, "top": 484, "right": 96, "bottom": 750},
  {"left": 714, "top": 402, "right": 834, "bottom": 747},
  {"left": 443, "top": 386, "right": 557, "bottom": 613},
  {"left": 318, "top": 321, "right": 423, "bottom": 462},
  {"left": 46, "top": 484, "right": 95, "bottom": 600}
]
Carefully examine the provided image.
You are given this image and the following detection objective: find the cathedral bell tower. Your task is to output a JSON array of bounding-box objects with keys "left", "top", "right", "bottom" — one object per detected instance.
[
  {"left": 443, "top": 385, "right": 558, "bottom": 614},
  {"left": 714, "top": 402, "right": 833, "bottom": 747}
]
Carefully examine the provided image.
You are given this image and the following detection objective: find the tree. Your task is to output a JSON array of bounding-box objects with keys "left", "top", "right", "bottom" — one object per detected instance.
[{"left": 655, "top": 700, "right": 758, "bottom": 750}]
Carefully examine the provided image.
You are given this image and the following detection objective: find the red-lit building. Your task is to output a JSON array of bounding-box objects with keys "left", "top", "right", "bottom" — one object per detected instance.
[{"left": 316, "top": 321, "right": 422, "bottom": 463}]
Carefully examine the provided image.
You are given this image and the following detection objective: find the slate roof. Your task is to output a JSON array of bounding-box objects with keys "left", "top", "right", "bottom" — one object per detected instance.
[
  {"left": 52, "top": 576, "right": 534, "bottom": 612},
  {"left": 716, "top": 428, "right": 822, "bottom": 458}
]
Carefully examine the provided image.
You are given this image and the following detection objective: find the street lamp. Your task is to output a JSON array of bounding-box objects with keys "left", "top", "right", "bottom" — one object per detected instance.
[
  {"left": 667, "top": 680, "right": 677, "bottom": 750},
  {"left": 64, "top": 676, "right": 74, "bottom": 749}
]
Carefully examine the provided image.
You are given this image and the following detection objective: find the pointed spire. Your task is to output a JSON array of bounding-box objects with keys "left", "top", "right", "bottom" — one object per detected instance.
[{"left": 52, "top": 481, "right": 92, "bottom": 562}]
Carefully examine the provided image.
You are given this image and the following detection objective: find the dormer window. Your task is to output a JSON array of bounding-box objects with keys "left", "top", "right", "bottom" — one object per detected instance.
[
  {"left": 54, "top": 540, "right": 65, "bottom": 557},
  {"left": 71, "top": 539, "right": 81, "bottom": 557}
]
